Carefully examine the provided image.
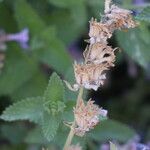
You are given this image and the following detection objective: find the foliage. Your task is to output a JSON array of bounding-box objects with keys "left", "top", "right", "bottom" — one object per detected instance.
[
  {"left": 0, "top": 73, "right": 65, "bottom": 142},
  {"left": 88, "top": 120, "right": 136, "bottom": 143},
  {"left": 136, "top": 6, "right": 150, "bottom": 22},
  {"left": 0, "top": 0, "right": 150, "bottom": 149}
]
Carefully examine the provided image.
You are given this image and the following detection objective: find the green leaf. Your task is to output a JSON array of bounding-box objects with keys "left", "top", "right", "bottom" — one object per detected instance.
[
  {"left": 116, "top": 28, "right": 150, "bottom": 68},
  {"left": 48, "top": 0, "right": 84, "bottom": 8},
  {"left": 0, "top": 45, "right": 38, "bottom": 95},
  {"left": 41, "top": 112, "right": 61, "bottom": 141},
  {"left": 47, "top": 1, "right": 87, "bottom": 45},
  {"left": 62, "top": 101, "right": 75, "bottom": 122},
  {"left": 14, "top": 0, "right": 45, "bottom": 35},
  {"left": 11, "top": 70, "right": 47, "bottom": 101},
  {"left": 136, "top": 6, "right": 150, "bottom": 22},
  {"left": 32, "top": 27, "right": 72, "bottom": 74},
  {"left": 43, "top": 73, "right": 65, "bottom": 115},
  {"left": 87, "top": 0, "right": 104, "bottom": 18},
  {"left": 88, "top": 119, "right": 136, "bottom": 142},
  {"left": 0, "top": 97, "right": 43, "bottom": 123},
  {"left": 25, "top": 126, "right": 48, "bottom": 144},
  {"left": 14, "top": 0, "right": 72, "bottom": 75},
  {"left": 0, "top": 123, "right": 28, "bottom": 144},
  {"left": 110, "top": 142, "right": 118, "bottom": 150},
  {"left": 0, "top": 2, "right": 17, "bottom": 31}
]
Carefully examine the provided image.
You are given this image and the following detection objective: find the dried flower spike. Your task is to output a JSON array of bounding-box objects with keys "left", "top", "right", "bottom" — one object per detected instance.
[
  {"left": 64, "top": 0, "right": 138, "bottom": 148},
  {"left": 74, "top": 99, "right": 107, "bottom": 136}
]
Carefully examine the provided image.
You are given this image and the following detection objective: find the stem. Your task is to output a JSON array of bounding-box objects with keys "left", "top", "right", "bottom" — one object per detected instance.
[
  {"left": 63, "top": 87, "right": 83, "bottom": 150},
  {"left": 104, "top": 0, "right": 111, "bottom": 13}
]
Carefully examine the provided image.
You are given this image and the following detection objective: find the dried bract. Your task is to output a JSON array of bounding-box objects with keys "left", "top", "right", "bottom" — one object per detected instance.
[
  {"left": 84, "top": 42, "right": 116, "bottom": 66},
  {"left": 74, "top": 63, "right": 108, "bottom": 91},
  {"left": 105, "top": 5, "right": 138, "bottom": 30},
  {"left": 89, "top": 18, "right": 112, "bottom": 44},
  {"left": 74, "top": 99, "right": 107, "bottom": 136}
]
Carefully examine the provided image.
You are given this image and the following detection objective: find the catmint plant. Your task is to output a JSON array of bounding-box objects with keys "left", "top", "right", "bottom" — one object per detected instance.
[
  {"left": 0, "top": 0, "right": 138, "bottom": 150},
  {"left": 63, "top": 0, "right": 138, "bottom": 149}
]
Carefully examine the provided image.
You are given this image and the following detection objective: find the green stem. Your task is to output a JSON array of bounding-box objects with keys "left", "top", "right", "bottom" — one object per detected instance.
[{"left": 63, "top": 87, "right": 83, "bottom": 150}]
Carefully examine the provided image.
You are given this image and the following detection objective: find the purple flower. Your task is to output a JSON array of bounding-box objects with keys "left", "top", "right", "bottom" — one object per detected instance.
[
  {"left": 7, "top": 28, "right": 29, "bottom": 49},
  {"left": 133, "top": 0, "right": 145, "bottom": 5}
]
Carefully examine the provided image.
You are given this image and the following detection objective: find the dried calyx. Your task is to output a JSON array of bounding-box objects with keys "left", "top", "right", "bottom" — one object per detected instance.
[{"left": 74, "top": 99, "right": 107, "bottom": 137}]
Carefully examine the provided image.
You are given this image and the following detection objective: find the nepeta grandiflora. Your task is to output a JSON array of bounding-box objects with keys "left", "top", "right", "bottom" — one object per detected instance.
[{"left": 63, "top": 0, "right": 138, "bottom": 149}]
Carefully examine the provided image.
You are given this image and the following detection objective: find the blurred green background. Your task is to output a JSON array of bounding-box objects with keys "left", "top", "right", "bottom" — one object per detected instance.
[{"left": 0, "top": 0, "right": 150, "bottom": 149}]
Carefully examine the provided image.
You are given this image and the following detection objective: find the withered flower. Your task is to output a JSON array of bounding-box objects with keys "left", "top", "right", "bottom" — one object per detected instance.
[
  {"left": 74, "top": 63, "right": 108, "bottom": 91},
  {"left": 89, "top": 18, "right": 112, "bottom": 44},
  {"left": 74, "top": 99, "right": 107, "bottom": 136},
  {"left": 84, "top": 42, "right": 116, "bottom": 66},
  {"left": 105, "top": 5, "right": 138, "bottom": 29}
]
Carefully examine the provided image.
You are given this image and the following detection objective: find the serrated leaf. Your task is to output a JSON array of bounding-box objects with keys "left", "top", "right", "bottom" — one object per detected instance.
[
  {"left": 136, "top": 6, "right": 150, "bottom": 22},
  {"left": 88, "top": 119, "right": 136, "bottom": 142},
  {"left": 43, "top": 73, "right": 65, "bottom": 115},
  {"left": 116, "top": 28, "right": 150, "bottom": 68},
  {"left": 0, "top": 97, "right": 43, "bottom": 123},
  {"left": 41, "top": 112, "right": 61, "bottom": 141},
  {"left": 110, "top": 142, "right": 118, "bottom": 150}
]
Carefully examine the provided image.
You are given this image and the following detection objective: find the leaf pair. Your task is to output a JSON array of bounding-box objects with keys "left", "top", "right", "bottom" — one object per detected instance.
[{"left": 0, "top": 73, "right": 65, "bottom": 141}]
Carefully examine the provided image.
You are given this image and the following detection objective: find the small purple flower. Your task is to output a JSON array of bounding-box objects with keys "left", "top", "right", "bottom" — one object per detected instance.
[
  {"left": 7, "top": 28, "right": 29, "bottom": 49},
  {"left": 133, "top": 0, "right": 145, "bottom": 5}
]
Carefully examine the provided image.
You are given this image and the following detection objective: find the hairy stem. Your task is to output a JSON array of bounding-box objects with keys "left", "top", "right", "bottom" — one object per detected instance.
[{"left": 63, "top": 87, "right": 84, "bottom": 150}]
